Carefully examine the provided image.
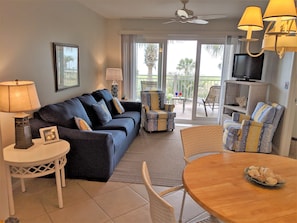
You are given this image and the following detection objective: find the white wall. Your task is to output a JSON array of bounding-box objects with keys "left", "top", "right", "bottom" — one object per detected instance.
[
  {"left": 0, "top": 1, "right": 107, "bottom": 219},
  {"left": 268, "top": 53, "right": 296, "bottom": 155},
  {"left": 0, "top": 1, "right": 107, "bottom": 106}
]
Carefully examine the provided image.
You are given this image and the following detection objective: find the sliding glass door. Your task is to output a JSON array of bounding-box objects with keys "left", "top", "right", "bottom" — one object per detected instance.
[
  {"left": 165, "top": 40, "right": 197, "bottom": 120},
  {"left": 165, "top": 40, "right": 224, "bottom": 122},
  {"left": 194, "top": 43, "right": 224, "bottom": 119},
  {"left": 123, "top": 35, "right": 227, "bottom": 123},
  {"left": 134, "top": 42, "right": 164, "bottom": 101}
]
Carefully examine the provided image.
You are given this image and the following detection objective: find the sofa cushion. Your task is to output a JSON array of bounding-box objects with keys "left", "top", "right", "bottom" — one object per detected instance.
[
  {"left": 113, "top": 97, "right": 125, "bottom": 114},
  {"left": 39, "top": 98, "right": 92, "bottom": 129},
  {"left": 146, "top": 110, "right": 176, "bottom": 119},
  {"left": 251, "top": 102, "right": 276, "bottom": 124},
  {"left": 92, "top": 99, "right": 112, "bottom": 125},
  {"left": 113, "top": 111, "right": 141, "bottom": 126},
  {"left": 93, "top": 118, "right": 134, "bottom": 136},
  {"left": 78, "top": 94, "right": 99, "bottom": 124},
  {"left": 74, "top": 116, "right": 92, "bottom": 131},
  {"left": 92, "top": 89, "right": 114, "bottom": 114}
]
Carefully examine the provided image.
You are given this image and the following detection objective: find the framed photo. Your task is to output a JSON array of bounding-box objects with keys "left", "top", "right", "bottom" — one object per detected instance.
[
  {"left": 39, "top": 126, "right": 60, "bottom": 144},
  {"left": 53, "top": 42, "right": 80, "bottom": 91}
]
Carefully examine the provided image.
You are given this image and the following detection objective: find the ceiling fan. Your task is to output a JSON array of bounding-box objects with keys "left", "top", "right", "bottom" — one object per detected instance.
[{"left": 164, "top": 0, "right": 226, "bottom": 25}]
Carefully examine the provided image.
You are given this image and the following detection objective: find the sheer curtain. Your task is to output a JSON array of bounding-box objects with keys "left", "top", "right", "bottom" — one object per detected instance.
[
  {"left": 121, "top": 35, "right": 137, "bottom": 100},
  {"left": 219, "top": 35, "right": 241, "bottom": 123}
]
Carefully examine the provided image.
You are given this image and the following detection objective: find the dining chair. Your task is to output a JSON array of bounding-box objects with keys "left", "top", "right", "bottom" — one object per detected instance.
[
  {"left": 142, "top": 161, "right": 214, "bottom": 223},
  {"left": 142, "top": 161, "right": 180, "bottom": 223},
  {"left": 180, "top": 125, "right": 227, "bottom": 223}
]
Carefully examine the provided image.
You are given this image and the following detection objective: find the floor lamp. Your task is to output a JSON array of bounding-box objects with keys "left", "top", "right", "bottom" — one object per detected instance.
[
  {"left": 106, "top": 68, "right": 123, "bottom": 97},
  {"left": 0, "top": 80, "right": 41, "bottom": 149}
]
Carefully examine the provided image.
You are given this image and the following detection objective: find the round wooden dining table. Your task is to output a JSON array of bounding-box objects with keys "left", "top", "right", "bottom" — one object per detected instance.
[{"left": 182, "top": 152, "right": 297, "bottom": 223}]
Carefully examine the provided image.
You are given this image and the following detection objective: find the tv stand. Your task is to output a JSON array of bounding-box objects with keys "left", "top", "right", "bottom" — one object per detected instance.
[
  {"left": 236, "top": 78, "right": 256, "bottom": 82},
  {"left": 221, "top": 80, "right": 269, "bottom": 123}
]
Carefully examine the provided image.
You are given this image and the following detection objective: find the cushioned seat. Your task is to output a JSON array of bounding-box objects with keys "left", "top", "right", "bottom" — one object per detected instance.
[
  {"left": 223, "top": 102, "right": 285, "bottom": 153},
  {"left": 141, "top": 90, "right": 176, "bottom": 132}
]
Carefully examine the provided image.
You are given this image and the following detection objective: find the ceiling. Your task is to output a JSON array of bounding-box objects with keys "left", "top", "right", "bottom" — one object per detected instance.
[{"left": 75, "top": 0, "right": 270, "bottom": 20}]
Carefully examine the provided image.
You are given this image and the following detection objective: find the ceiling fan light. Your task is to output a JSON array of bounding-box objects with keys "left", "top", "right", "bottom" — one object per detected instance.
[
  {"left": 238, "top": 6, "right": 264, "bottom": 31},
  {"left": 263, "top": 0, "right": 297, "bottom": 21},
  {"left": 176, "top": 9, "right": 189, "bottom": 19}
]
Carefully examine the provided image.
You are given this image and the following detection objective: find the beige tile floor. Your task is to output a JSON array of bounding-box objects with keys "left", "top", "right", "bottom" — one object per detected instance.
[{"left": 11, "top": 177, "right": 209, "bottom": 223}]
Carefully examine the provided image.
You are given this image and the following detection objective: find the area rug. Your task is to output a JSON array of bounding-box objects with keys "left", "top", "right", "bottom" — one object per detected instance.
[{"left": 109, "top": 125, "right": 188, "bottom": 186}]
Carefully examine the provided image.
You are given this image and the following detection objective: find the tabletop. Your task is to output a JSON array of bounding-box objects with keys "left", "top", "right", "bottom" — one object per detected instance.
[
  {"left": 3, "top": 138, "right": 70, "bottom": 165},
  {"left": 183, "top": 152, "right": 297, "bottom": 223}
]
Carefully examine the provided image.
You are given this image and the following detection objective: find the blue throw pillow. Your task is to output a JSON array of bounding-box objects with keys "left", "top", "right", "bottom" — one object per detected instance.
[
  {"left": 92, "top": 89, "right": 114, "bottom": 113},
  {"left": 92, "top": 99, "right": 112, "bottom": 125},
  {"left": 251, "top": 102, "right": 276, "bottom": 124}
]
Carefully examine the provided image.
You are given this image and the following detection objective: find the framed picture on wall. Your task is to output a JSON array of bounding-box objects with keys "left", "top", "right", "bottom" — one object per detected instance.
[{"left": 53, "top": 42, "right": 80, "bottom": 91}]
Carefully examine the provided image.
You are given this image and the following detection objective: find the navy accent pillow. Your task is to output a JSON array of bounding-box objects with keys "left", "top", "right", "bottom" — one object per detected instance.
[
  {"left": 92, "top": 100, "right": 112, "bottom": 125},
  {"left": 78, "top": 94, "right": 99, "bottom": 125},
  {"left": 92, "top": 89, "right": 114, "bottom": 114}
]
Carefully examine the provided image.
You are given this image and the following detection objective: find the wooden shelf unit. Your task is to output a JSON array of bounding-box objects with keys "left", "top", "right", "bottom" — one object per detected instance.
[{"left": 222, "top": 80, "right": 268, "bottom": 119}]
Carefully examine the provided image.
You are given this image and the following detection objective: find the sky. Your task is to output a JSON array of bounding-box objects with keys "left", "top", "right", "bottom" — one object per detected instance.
[{"left": 137, "top": 40, "right": 223, "bottom": 76}]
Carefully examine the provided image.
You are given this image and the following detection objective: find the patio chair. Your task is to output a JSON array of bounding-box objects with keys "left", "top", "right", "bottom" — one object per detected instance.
[
  {"left": 179, "top": 125, "right": 229, "bottom": 223},
  {"left": 197, "top": 86, "right": 221, "bottom": 117}
]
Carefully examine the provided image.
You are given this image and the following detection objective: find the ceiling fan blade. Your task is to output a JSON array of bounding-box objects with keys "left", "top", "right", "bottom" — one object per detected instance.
[
  {"left": 197, "top": 14, "right": 227, "bottom": 20},
  {"left": 163, "top": 19, "right": 177, "bottom": 24},
  {"left": 187, "top": 19, "right": 208, "bottom": 24}
]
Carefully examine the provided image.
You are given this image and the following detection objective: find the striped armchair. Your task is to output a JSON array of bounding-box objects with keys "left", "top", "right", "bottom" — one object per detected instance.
[
  {"left": 141, "top": 90, "right": 176, "bottom": 132},
  {"left": 223, "top": 102, "right": 285, "bottom": 153}
]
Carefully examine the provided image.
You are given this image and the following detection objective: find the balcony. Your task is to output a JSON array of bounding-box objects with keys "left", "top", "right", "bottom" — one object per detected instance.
[{"left": 137, "top": 75, "right": 221, "bottom": 119}]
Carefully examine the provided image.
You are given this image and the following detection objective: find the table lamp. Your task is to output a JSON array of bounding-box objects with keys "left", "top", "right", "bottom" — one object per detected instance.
[
  {"left": 106, "top": 68, "right": 123, "bottom": 97},
  {"left": 0, "top": 80, "right": 41, "bottom": 149}
]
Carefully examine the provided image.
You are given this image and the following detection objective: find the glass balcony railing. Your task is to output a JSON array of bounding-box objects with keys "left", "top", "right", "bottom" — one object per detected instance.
[{"left": 136, "top": 75, "right": 221, "bottom": 101}]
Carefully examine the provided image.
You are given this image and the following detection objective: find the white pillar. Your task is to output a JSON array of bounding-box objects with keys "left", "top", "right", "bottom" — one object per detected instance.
[{"left": 0, "top": 113, "right": 12, "bottom": 220}]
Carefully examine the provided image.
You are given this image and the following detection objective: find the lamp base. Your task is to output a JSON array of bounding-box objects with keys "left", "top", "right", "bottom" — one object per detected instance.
[
  {"left": 14, "top": 114, "right": 33, "bottom": 149},
  {"left": 111, "top": 84, "right": 118, "bottom": 98}
]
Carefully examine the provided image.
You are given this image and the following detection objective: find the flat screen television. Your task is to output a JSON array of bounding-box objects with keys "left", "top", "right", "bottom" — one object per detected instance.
[{"left": 232, "top": 53, "right": 264, "bottom": 81}]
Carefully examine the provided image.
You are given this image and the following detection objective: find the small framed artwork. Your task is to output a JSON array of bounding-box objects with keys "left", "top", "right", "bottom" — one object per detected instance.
[
  {"left": 53, "top": 42, "right": 80, "bottom": 91},
  {"left": 39, "top": 126, "right": 60, "bottom": 144}
]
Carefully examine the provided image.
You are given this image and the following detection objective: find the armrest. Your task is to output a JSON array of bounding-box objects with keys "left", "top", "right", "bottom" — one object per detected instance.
[
  {"left": 239, "top": 120, "right": 264, "bottom": 140},
  {"left": 164, "top": 103, "right": 175, "bottom": 112},
  {"left": 121, "top": 101, "right": 142, "bottom": 113},
  {"left": 58, "top": 126, "right": 116, "bottom": 181},
  {"left": 232, "top": 112, "right": 251, "bottom": 123},
  {"left": 142, "top": 104, "right": 150, "bottom": 113},
  {"left": 224, "top": 123, "right": 241, "bottom": 135}
]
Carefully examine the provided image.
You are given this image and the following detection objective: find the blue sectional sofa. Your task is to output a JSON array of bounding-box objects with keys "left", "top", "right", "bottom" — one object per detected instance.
[{"left": 30, "top": 89, "right": 141, "bottom": 181}]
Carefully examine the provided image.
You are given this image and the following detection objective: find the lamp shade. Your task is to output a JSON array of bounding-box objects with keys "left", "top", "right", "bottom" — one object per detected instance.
[
  {"left": 263, "top": 0, "right": 297, "bottom": 21},
  {"left": 263, "top": 35, "right": 297, "bottom": 51},
  {"left": 0, "top": 80, "right": 41, "bottom": 113},
  {"left": 106, "top": 68, "right": 123, "bottom": 81},
  {"left": 238, "top": 6, "right": 264, "bottom": 31}
]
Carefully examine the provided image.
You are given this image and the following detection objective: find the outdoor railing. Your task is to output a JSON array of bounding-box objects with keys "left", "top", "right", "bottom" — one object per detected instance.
[{"left": 136, "top": 74, "right": 221, "bottom": 101}]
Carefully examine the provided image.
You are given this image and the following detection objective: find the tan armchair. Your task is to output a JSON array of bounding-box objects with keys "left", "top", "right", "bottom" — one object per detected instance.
[
  {"left": 141, "top": 90, "right": 176, "bottom": 132},
  {"left": 223, "top": 102, "right": 285, "bottom": 153}
]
